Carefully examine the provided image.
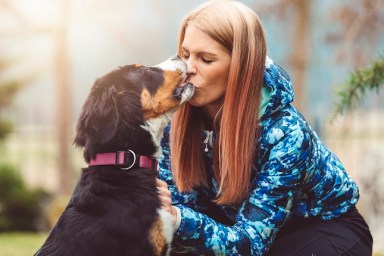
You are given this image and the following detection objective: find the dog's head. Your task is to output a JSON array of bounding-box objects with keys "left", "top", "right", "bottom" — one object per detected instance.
[{"left": 74, "top": 56, "right": 194, "bottom": 161}]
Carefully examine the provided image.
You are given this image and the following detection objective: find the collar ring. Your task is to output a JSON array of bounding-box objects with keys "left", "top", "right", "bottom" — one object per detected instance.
[{"left": 117, "top": 150, "right": 136, "bottom": 170}]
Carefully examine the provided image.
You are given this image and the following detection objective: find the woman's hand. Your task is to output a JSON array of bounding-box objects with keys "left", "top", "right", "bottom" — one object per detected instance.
[{"left": 156, "top": 178, "right": 177, "bottom": 226}]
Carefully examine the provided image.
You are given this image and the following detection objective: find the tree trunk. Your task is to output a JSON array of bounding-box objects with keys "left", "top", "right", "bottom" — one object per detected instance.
[
  {"left": 55, "top": 0, "right": 73, "bottom": 195},
  {"left": 290, "top": 0, "right": 311, "bottom": 115}
]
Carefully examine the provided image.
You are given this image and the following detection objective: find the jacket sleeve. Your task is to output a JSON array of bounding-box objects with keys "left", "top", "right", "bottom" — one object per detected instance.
[{"left": 171, "top": 119, "right": 311, "bottom": 256}]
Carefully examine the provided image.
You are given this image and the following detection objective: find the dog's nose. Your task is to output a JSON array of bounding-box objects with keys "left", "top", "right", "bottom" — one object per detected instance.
[
  {"left": 173, "top": 85, "right": 184, "bottom": 99},
  {"left": 174, "top": 82, "right": 194, "bottom": 99}
]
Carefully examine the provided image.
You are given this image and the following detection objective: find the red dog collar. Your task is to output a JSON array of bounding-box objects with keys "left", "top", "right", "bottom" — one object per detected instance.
[{"left": 89, "top": 150, "right": 158, "bottom": 171}]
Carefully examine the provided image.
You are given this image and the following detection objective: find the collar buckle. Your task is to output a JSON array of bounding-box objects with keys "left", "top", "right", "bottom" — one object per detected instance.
[{"left": 116, "top": 150, "right": 136, "bottom": 170}]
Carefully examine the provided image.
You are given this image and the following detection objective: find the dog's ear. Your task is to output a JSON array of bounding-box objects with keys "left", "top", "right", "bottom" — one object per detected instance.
[{"left": 74, "top": 81, "right": 119, "bottom": 149}]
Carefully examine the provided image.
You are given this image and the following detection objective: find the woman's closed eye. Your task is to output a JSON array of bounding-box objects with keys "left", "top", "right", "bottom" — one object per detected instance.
[
  {"left": 181, "top": 50, "right": 215, "bottom": 64},
  {"left": 202, "top": 58, "right": 214, "bottom": 64}
]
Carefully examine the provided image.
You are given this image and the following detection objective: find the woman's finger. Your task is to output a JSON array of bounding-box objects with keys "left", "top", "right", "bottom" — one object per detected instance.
[{"left": 156, "top": 178, "right": 172, "bottom": 212}]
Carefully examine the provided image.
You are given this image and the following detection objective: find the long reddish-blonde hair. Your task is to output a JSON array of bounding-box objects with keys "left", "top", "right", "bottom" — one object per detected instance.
[{"left": 171, "top": 0, "right": 267, "bottom": 205}]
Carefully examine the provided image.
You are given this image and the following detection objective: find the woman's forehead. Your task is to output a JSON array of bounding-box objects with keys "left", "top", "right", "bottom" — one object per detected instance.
[{"left": 182, "top": 25, "right": 229, "bottom": 55}]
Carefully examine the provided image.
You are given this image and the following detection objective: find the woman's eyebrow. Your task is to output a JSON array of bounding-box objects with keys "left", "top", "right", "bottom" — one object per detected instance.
[
  {"left": 182, "top": 47, "right": 217, "bottom": 57},
  {"left": 198, "top": 52, "right": 217, "bottom": 58}
]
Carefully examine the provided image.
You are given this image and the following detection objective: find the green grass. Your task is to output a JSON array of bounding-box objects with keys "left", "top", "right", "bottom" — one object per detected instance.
[{"left": 0, "top": 232, "right": 47, "bottom": 256}]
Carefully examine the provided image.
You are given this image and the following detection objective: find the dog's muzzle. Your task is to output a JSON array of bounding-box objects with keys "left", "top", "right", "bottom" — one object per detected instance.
[{"left": 173, "top": 82, "right": 195, "bottom": 103}]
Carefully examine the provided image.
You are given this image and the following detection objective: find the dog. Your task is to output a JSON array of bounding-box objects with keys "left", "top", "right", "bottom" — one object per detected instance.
[{"left": 35, "top": 56, "right": 194, "bottom": 256}]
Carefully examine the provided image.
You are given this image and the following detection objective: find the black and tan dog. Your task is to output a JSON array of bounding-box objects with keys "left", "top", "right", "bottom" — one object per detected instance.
[{"left": 35, "top": 56, "right": 194, "bottom": 256}]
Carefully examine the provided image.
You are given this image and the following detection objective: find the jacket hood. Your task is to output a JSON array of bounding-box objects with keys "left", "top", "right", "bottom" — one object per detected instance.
[{"left": 260, "top": 56, "right": 295, "bottom": 118}]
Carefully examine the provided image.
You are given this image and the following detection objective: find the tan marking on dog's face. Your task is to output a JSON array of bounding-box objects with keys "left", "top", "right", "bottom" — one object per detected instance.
[
  {"left": 134, "top": 64, "right": 143, "bottom": 68},
  {"left": 141, "top": 70, "right": 184, "bottom": 120},
  {"left": 141, "top": 88, "right": 153, "bottom": 111},
  {"left": 149, "top": 216, "right": 168, "bottom": 256}
]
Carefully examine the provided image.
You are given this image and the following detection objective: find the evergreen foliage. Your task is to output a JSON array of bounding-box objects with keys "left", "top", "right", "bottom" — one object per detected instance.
[
  {"left": 333, "top": 55, "right": 384, "bottom": 117},
  {"left": 0, "top": 163, "right": 51, "bottom": 231}
]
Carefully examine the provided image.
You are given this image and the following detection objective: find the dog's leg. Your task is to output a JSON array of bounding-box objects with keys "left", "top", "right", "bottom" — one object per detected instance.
[{"left": 149, "top": 209, "right": 174, "bottom": 256}]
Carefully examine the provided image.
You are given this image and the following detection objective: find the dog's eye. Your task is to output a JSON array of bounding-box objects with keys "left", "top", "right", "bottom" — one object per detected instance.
[
  {"left": 181, "top": 53, "right": 189, "bottom": 60},
  {"left": 140, "top": 67, "right": 150, "bottom": 73}
]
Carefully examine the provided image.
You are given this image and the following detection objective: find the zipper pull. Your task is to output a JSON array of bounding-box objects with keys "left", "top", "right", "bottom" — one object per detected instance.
[
  {"left": 204, "top": 131, "right": 213, "bottom": 152},
  {"left": 204, "top": 134, "right": 209, "bottom": 152}
]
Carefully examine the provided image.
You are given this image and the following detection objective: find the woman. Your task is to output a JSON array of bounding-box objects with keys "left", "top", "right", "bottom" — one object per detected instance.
[{"left": 157, "top": 0, "right": 373, "bottom": 255}]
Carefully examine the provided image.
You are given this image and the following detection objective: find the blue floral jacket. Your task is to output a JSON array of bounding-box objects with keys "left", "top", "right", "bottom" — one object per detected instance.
[{"left": 158, "top": 57, "right": 359, "bottom": 255}]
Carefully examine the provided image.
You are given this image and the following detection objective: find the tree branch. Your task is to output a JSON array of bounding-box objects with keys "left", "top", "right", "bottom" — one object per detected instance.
[{"left": 332, "top": 54, "right": 384, "bottom": 119}]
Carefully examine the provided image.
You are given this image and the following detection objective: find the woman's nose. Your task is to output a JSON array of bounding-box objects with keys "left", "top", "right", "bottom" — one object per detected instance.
[{"left": 186, "top": 57, "right": 196, "bottom": 75}]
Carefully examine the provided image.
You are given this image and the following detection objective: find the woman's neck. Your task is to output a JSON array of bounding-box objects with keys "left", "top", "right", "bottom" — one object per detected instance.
[
  {"left": 201, "top": 105, "right": 222, "bottom": 131},
  {"left": 202, "top": 110, "right": 213, "bottom": 130}
]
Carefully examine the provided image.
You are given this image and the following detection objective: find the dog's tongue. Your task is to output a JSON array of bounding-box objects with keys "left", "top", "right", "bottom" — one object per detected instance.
[{"left": 174, "top": 82, "right": 194, "bottom": 98}]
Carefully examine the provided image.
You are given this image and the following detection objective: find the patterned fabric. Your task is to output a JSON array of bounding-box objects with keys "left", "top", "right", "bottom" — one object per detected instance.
[{"left": 158, "top": 57, "right": 359, "bottom": 256}]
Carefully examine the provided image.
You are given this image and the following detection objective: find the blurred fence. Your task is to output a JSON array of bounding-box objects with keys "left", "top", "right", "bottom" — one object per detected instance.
[
  {"left": 2, "top": 110, "right": 384, "bottom": 252},
  {"left": 2, "top": 125, "right": 83, "bottom": 192}
]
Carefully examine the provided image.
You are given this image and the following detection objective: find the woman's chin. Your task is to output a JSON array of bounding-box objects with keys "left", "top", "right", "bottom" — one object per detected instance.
[{"left": 188, "top": 98, "right": 200, "bottom": 107}]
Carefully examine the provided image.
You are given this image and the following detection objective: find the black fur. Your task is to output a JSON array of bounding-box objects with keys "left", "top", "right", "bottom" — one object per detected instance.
[
  {"left": 35, "top": 64, "right": 173, "bottom": 256},
  {"left": 75, "top": 65, "right": 161, "bottom": 161}
]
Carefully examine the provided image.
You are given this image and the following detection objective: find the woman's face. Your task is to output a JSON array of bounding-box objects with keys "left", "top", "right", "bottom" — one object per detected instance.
[{"left": 181, "top": 24, "right": 231, "bottom": 119}]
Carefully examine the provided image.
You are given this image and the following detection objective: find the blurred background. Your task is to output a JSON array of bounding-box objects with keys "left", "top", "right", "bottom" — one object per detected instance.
[{"left": 0, "top": 0, "right": 383, "bottom": 255}]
